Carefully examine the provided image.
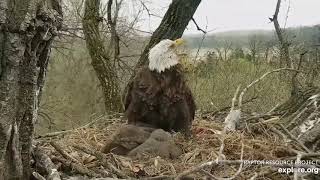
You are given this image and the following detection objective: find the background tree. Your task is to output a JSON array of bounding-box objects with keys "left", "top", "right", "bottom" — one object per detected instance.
[
  {"left": 270, "top": 0, "right": 320, "bottom": 134},
  {"left": 248, "top": 35, "right": 263, "bottom": 64},
  {"left": 269, "top": 0, "right": 291, "bottom": 68},
  {"left": 231, "top": 47, "right": 245, "bottom": 60},
  {"left": 36, "top": 0, "right": 144, "bottom": 129},
  {"left": 0, "top": 0, "right": 62, "bottom": 179},
  {"left": 82, "top": 0, "right": 123, "bottom": 112}
]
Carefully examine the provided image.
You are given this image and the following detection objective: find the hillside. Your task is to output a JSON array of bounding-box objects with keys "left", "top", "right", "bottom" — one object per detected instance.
[{"left": 185, "top": 25, "right": 320, "bottom": 49}]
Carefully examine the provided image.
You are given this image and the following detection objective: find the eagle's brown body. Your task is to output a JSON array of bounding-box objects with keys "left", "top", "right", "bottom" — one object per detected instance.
[{"left": 124, "top": 65, "right": 196, "bottom": 133}]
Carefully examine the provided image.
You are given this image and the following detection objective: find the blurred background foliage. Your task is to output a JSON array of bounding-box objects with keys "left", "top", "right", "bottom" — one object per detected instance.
[{"left": 36, "top": 0, "right": 320, "bottom": 135}]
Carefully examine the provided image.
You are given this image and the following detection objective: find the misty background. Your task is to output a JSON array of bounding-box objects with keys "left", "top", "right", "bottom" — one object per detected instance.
[
  {"left": 37, "top": 0, "right": 320, "bottom": 134},
  {"left": 135, "top": 0, "right": 320, "bottom": 34}
]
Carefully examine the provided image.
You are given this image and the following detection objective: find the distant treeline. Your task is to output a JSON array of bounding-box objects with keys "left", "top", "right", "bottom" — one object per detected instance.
[{"left": 185, "top": 25, "right": 320, "bottom": 49}]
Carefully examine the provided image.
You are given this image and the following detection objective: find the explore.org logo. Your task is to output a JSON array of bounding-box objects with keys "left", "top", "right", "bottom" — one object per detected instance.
[
  {"left": 242, "top": 160, "right": 320, "bottom": 175},
  {"left": 278, "top": 167, "right": 319, "bottom": 174}
]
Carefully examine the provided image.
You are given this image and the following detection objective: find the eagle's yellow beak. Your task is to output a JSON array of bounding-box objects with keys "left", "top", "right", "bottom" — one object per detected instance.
[{"left": 174, "top": 38, "right": 185, "bottom": 46}]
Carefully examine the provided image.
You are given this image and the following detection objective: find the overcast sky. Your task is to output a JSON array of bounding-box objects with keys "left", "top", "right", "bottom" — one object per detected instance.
[{"left": 134, "top": 0, "right": 320, "bottom": 34}]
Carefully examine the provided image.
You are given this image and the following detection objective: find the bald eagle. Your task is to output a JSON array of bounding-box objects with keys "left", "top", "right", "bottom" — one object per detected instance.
[{"left": 124, "top": 39, "right": 196, "bottom": 134}]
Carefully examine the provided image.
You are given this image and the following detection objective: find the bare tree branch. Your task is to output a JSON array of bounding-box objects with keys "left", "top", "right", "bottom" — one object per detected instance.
[
  {"left": 270, "top": 0, "right": 291, "bottom": 68},
  {"left": 191, "top": 17, "right": 207, "bottom": 34}
]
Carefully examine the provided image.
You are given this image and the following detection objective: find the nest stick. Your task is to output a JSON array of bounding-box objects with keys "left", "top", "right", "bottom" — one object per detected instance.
[
  {"left": 37, "top": 113, "right": 123, "bottom": 139},
  {"left": 176, "top": 141, "right": 244, "bottom": 180},
  {"left": 32, "top": 172, "right": 46, "bottom": 180},
  {"left": 50, "top": 141, "right": 101, "bottom": 177},
  {"left": 278, "top": 124, "right": 312, "bottom": 153},
  {"left": 72, "top": 144, "right": 129, "bottom": 179},
  {"left": 213, "top": 142, "right": 245, "bottom": 180},
  {"left": 231, "top": 85, "right": 241, "bottom": 111},
  {"left": 50, "top": 141, "right": 80, "bottom": 164},
  {"left": 293, "top": 153, "right": 302, "bottom": 180},
  {"left": 33, "top": 146, "right": 61, "bottom": 180},
  {"left": 221, "top": 142, "right": 244, "bottom": 180},
  {"left": 249, "top": 173, "right": 258, "bottom": 180},
  {"left": 51, "top": 156, "right": 100, "bottom": 177}
]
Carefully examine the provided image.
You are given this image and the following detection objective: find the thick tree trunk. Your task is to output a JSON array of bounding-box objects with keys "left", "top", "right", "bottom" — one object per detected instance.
[
  {"left": 0, "top": 0, "right": 62, "bottom": 179},
  {"left": 82, "top": 0, "right": 122, "bottom": 112}
]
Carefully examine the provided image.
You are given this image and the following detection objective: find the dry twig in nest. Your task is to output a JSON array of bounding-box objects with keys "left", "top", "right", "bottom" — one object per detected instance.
[
  {"left": 293, "top": 153, "right": 302, "bottom": 180},
  {"left": 32, "top": 172, "right": 46, "bottom": 180},
  {"left": 175, "top": 140, "right": 245, "bottom": 180},
  {"left": 50, "top": 141, "right": 80, "bottom": 163},
  {"left": 72, "top": 144, "right": 130, "bottom": 179},
  {"left": 51, "top": 156, "right": 100, "bottom": 177},
  {"left": 50, "top": 141, "right": 99, "bottom": 177},
  {"left": 33, "top": 146, "right": 61, "bottom": 180},
  {"left": 36, "top": 113, "right": 124, "bottom": 139},
  {"left": 278, "top": 124, "right": 312, "bottom": 153}
]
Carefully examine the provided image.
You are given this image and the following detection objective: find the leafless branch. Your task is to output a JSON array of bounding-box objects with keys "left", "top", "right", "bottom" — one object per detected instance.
[
  {"left": 270, "top": 0, "right": 291, "bottom": 68},
  {"left": 191, "top": 17, "right": 207, "bottom": 34},
  {"left": 194, "top": 17, "right": 209, "bottom": 62},
  {"left": 284, "top": 0, "right": 291, "bottom": 29},
  {"left": 106, "top": 0, "right": 121, "bottom": 60}
]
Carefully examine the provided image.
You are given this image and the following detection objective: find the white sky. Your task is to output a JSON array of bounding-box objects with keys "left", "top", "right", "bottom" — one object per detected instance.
[{"left": 133, "top": 0, "right": 320, "bottom": 34}]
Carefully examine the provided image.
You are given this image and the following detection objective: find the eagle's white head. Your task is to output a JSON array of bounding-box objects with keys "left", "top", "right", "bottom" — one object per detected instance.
[{"left": 148, "top": 38, "right": 185, "bottom": 73}]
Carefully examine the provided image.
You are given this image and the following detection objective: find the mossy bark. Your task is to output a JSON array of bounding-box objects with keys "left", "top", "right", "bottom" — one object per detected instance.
[
  {"left": 82, "top": 0, "right": 122, "bottom": 112},
  {"left": 0, "top": 0, "right": 62, "bottom": 179}
]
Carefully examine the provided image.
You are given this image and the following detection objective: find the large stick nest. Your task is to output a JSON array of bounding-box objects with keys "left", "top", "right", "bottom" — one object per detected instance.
[{"left": 35, "top": 113, "right": 315, "bottom": 180}]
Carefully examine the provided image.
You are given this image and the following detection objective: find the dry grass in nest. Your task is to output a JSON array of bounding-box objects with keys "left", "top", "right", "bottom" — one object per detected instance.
[{"left": 40, "top": 118, "right": 295, "bottom": 179}]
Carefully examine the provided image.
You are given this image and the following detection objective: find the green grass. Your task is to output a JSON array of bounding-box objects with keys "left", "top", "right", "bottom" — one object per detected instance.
[
  {"left": 38, "top": 52, "right": 300, "bottom": 134},
  {"left": 187, "top": 60, "right": 291, "bottom": 113}
]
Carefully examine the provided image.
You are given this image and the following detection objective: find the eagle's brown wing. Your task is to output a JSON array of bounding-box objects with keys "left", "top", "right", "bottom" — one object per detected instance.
[
  {"left": 124, "top": 67, "right": 149, "bottom": 110},
  {"left": 124, "top": 67, "right": 161, "bottom": 126},
  {"left": 185, "top": 86, "right": 196, "bottom": 120}
]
